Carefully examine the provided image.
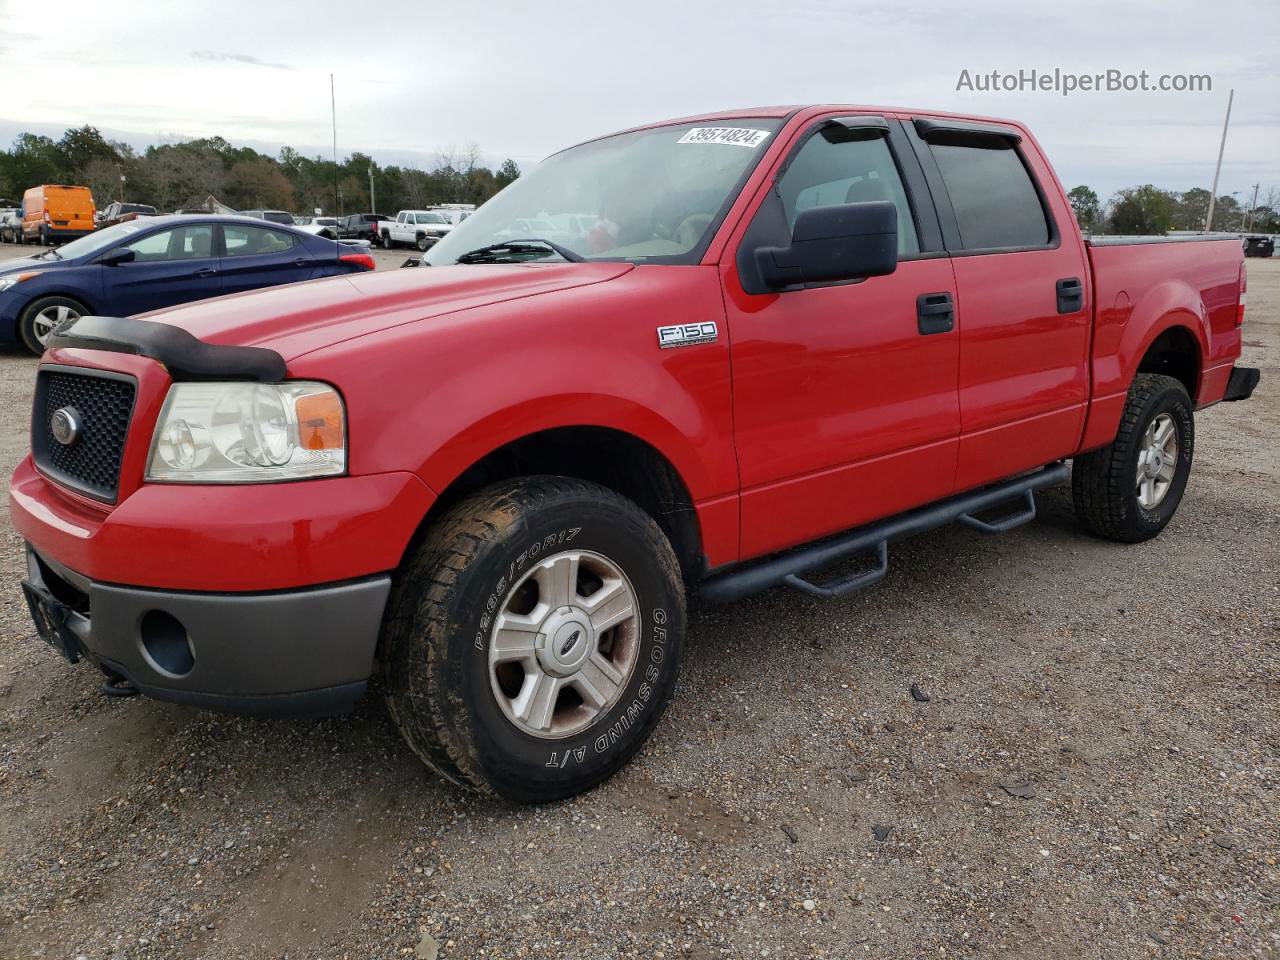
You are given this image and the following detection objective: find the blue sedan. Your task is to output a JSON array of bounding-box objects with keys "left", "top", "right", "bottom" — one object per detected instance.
[{"left": 0, "top": 215, "right": 375, "bottom": 354}]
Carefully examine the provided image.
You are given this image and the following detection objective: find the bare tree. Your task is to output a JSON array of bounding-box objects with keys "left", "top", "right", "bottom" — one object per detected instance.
[
  {"left": 81, "top": 157, "right": 123, "bottom": 206},
  {"left": 143, "top": 150, "right": 185, "bottom": 210}
]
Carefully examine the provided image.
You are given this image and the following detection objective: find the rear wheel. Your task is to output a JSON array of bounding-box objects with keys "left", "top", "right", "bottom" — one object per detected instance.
[
  {"left": 381, "top": 476, "right": 686, "bottom": 803},
  {"left": 381, "top": 232, "right": 395, "bottom": 249},
  {"left": 18, "top": 296, "right": 84, "bottom": 355},
  {"left": 1072, "top": 373, "right": 1194, "bottom": 542}
]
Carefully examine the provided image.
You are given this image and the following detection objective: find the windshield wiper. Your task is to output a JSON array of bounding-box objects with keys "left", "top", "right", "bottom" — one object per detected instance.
[
  {"left": 454, "top": 238, "right": 584, "bottom": 265},
  {"left": 37, "top": 247, "right": 62, "bottom": 260}
]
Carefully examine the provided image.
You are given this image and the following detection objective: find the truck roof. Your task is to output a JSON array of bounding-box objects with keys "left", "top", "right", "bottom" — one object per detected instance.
[{"left": 566, "top": 104, "right": 1026, "bottom": 155}]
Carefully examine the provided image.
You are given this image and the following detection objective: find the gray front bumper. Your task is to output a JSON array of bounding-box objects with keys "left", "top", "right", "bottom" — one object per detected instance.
[{"left": 25, "top": 547, "right": 390, "bottom": 715}]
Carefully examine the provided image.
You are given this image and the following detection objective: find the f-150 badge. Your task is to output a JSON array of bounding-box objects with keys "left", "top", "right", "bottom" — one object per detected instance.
[{"left": 657, "top": 322, "right": 718, "bottom": 349}]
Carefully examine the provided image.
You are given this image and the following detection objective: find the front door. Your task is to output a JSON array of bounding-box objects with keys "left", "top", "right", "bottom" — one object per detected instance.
[
  {"left": 723, "top": 116, "right": 961, "bottom": 559},
  {"left": 101, "top": 222, "right": 220, "bottom": 315}
]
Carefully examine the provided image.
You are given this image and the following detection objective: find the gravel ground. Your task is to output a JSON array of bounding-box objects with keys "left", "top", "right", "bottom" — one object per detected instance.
[{"left": 0, "top": 244, "right": 1275, "bottom": 960}]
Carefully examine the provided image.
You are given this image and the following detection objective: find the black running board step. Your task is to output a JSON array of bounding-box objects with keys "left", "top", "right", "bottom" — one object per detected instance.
[
  {"left": 699, "top": 463, "right": 1069, "bottom": 605},
  {"left": 784, "top": 540, "right": 888, "bottom": 598},
  {"left": 957, "top": 489, "right": 1036, "bottom": 534}
]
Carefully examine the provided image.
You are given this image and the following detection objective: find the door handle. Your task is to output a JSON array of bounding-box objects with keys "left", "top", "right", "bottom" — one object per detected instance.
[
  {"left": 294, "top": 258, "right": 311, "bottom": 267},
  {"left": 1056, "top": 276, "right": 1083, "bottom": 314},
  {"left": 194, "top": 267, "right": 218, "bottom": 278},
  {"left": 916, "top": 292, "right": 954, "bottom": 335}
]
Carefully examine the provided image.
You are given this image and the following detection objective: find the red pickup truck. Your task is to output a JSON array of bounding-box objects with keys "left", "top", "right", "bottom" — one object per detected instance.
[{"left": 11, "top": 105, "right": 1257, "bottom": 803}]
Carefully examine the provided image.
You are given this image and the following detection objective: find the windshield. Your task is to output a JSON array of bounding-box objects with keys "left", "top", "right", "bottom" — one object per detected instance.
[
  {"left": 44, "top": 220, "right": 152, "bottom": 259},
  {"left": 425, "top": 118, "right": 781, "bottom": 265}
]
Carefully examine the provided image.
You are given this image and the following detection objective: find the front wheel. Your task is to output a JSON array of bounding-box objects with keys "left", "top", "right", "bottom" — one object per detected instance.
[
  {"left": 18, "top": 296, "right": 84, "bottom": 355},
  {"left": 416, "top": 234, "right": 430, "bottom": 251},
  {"left": 381, "top": 477, "right": 686, "bottom": 803},
  {"left": 1072, "top": 373, "right": 1194, "bottom": 543}
]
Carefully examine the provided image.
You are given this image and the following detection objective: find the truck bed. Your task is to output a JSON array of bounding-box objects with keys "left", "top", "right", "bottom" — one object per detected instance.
[{"left": 1080, "top": 235, "right": 1244, "bottom": 449}]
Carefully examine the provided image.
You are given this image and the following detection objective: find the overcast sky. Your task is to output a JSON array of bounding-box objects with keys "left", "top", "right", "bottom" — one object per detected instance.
[{"left": 2, "top": 0, "right": 1276, "bottom": 201}]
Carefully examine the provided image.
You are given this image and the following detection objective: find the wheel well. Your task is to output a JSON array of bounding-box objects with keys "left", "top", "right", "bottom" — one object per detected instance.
[
  {"left": 22, "top": 291, "right": 93, "bottom": 315},
  {"left": 1137, "top": 326, "right": 1200, "bottom": 400},
  {"left": 429, "top": 427, "right": 705, "bottom": 583}
]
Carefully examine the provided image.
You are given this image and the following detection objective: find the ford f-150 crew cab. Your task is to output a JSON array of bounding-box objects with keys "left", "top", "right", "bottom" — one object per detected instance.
[{"left": 11, "top": 105, "right": 1258, "bottom": 803}]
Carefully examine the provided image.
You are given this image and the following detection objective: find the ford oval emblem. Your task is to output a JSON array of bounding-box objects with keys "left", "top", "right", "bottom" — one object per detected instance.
[
  {"left": 559, "top": 629, "right": 582, "bottom": 658},
  {"left": 50, "top": 406, "right": 82, "bottom": 447}
]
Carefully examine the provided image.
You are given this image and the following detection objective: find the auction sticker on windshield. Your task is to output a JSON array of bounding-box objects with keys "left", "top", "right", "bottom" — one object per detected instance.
[{"left": 677, "top": 127, "right": 770, "bottom": 147}]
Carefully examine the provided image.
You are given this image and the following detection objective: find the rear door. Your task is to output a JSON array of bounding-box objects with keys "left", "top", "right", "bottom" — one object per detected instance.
[
  {"left": 218, "top": 223, "right": 317, "bottom": 293},
  {"left": 904, "top": 117, "right": 1091, "bottom": 489},
  {"left": 724, "top": 114, "right": 962, "bottom": 559},
  {"left": 100, "top": 222, "right": 220, "bottom": 314}
]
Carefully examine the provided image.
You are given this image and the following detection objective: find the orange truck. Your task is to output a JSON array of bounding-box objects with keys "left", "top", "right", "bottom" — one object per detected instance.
[{"left": 19, "top": 185, "right": 96, "bottom": 245}]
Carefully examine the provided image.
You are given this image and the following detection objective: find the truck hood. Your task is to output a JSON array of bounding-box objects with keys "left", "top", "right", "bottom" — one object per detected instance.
[{"left": 144, "top": 262, "right": 634, "bottom": 360}]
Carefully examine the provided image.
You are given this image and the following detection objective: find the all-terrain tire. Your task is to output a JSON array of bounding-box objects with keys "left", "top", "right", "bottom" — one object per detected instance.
[
  {"left": 1072, "top": 373, "right": 1194, "bottom": 543},
  {"left": 381, "top": 476, "right": 686, "bottom": 803}
]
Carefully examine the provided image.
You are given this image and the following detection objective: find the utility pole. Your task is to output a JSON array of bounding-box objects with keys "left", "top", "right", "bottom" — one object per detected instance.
[
  {"left": 369, "top": 163, "right": 376, "bottom": 214},
  {"left": 1244, "top": 182, "right": 1260, "bottom": 232},
  {"left": 1204, "top": 88, "right": 1233, "bottom": 232}
]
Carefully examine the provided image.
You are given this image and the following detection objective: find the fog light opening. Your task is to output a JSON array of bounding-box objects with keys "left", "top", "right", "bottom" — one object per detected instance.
[{"left": 138, "top": 610, "right": 195, "bottom": 678}]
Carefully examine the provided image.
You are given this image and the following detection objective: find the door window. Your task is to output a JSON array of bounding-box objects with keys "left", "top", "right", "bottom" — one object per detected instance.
[
  {"left": 223, "top": 225, "right": 297, "bottom": 257},
  {"left": 929, "top": 142, "right": 1050, "bottom": 250},
  {"left": 776, "top": 130, "right": 920, "bottom": 255},
  {"left": 123, "top": 225, "right": 214, "bottom": 261}
]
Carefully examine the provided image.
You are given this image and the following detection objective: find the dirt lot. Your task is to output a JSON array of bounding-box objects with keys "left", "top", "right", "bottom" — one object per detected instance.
[{"left": 0, "top": 245, "right": 1275, "bottom": 960}]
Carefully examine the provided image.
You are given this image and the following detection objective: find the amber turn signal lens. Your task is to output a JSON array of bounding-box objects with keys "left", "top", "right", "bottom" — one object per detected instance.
[{"left": 295, "top": 392, "right": 345, "bottom": 450}]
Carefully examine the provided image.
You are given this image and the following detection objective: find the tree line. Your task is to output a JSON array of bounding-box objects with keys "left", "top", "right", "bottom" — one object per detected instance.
[
  {"left": 1067, "top": 183, "right": 1279, "bottom": 236},
  {"left": 0, "top": 125, "right": 521, "bottom": 216}
]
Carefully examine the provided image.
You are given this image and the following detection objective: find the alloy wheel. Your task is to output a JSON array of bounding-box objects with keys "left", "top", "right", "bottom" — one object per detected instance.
[
  {"left": 488, "top": 549, "right": 640, "bottom": 739},
  {"left": 1136, "top": 412, "right": 1178, "bottom": 509},
  {"left": 32, "top": 303, "right": 81, "bottom": 346}
]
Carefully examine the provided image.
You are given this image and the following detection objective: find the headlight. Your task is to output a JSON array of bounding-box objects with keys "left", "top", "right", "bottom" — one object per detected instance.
[
  {"left": 146, "top": 381, "right": 346, "bottom": 483},
  {"left": 0, "top": 272, "right": 40, "bottom": 293}
]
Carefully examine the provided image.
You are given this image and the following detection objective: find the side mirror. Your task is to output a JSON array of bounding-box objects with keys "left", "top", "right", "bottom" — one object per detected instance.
[
  {"left": 99, "top": 248, "right": 136, "bottom": 266},
  {"left": 755, "top": 200, "right": 898, "bottom": 288}
]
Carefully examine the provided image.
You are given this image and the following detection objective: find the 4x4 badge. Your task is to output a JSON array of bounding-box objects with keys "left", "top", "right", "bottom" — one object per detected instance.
[{"left": 657, "top": 322, "right": 718, "bottom": 349}]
